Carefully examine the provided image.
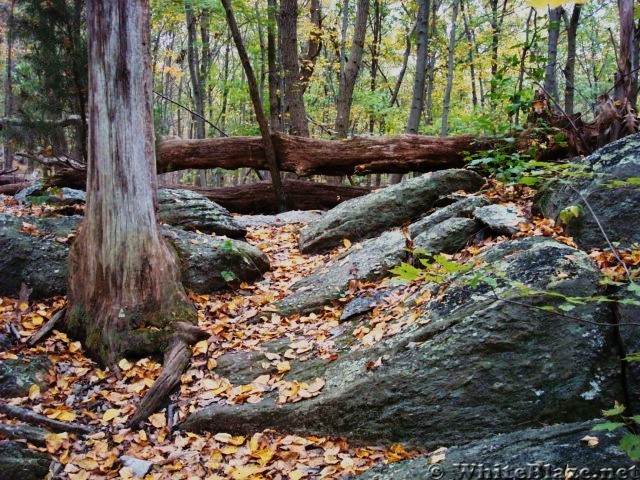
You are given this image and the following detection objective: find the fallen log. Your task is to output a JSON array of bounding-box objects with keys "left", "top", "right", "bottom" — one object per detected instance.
[
  {"left": 183, "top": 180, "right": 373, "bottom": 213},
  {"left": 0, "top": 182, "right": 29, "bottom": 195},
  {"left": 157, "top": 132, "right": 494, "bottom": 176}
]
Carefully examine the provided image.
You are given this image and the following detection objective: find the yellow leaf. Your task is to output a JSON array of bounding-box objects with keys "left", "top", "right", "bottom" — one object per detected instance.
[
  {"left": 45, "top": 432, "right": 68, "bottom": 453},
  {"left": 193, "top": 339, "right": 209, "bottom": 355},
  {"left": 251, "top": 448, "right": 275, "bottom": 465},
  {"left": 148, "top": 412, "right": 167, "bottom": 428},
  {"left": 18, "top": 302, "right": 29, "bottom": 312},
  {"left": 289, "top": 470, "right": 306, "bottom": 480},
  {"left": 118, "top": 358, "right": 133, "bottom": 371},
  {"left": 28, "top": 384, "right": 41, "bottom": 400},
  {"left": 102, "top": 409, "right": 121, "bottom": 422},
  {"left": 343, "top": 238, "right": 352, "bottom": 249},
  {"left": 220, "top": 445, "right": 238, "bottom": 455},
  {"left": 69, "top": 341, "right": 82, "bottom": 353},
  {"left": 276, "top": 361, "right": 291, "bottom": 373},
  {"left": 229, "top": 465, "right": 264, "bottom": 480},
  {"left": 207, "top": 450, "right": 223, "bottom": 469},
  {"left": 53, "top": 409, "right": 76, "bottom": 422}
]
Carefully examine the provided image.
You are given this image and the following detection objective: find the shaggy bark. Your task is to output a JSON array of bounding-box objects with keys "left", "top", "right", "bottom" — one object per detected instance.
[{"left": 65, "top": 0, "right": 204, "bottom": 426}]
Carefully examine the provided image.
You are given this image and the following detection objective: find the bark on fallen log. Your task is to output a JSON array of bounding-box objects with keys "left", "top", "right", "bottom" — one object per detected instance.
[
  {"left": 157, "top": 133, "right": 494, "bottom": 176},
  {"left": 183, "top": 180, "right": 373, "bottom": 213},
  {"left": 0, "top": 182, "right": 30, "bottom": 195}
]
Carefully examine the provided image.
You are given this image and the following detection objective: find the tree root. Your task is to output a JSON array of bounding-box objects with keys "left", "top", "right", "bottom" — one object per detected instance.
[
  {"left": 26, "top": 308, "right": 66, "bottom": 347},
  {"left": 0, "top": 423, "right": 49, "bottom": 446},
  {"left": 127, "top": 322, "right": 207, "bottom": 428},
  {"left": 0, "top": 403, "right": 91, "bottom": 436}
]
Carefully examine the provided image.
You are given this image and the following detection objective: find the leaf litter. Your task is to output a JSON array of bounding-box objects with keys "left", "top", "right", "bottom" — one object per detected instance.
[{"left": 0, "top": 188, "right": 637, "bottom": 479}]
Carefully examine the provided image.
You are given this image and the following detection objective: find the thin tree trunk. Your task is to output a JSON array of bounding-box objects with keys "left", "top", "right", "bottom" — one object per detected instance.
[
  {"left": 280, "top": 0, "right": 309, "bottom": 136},
  {"left": 369, "top": 0, "right": 382, "bottom": 133},
  {"left": 407, "top": 0, "right": 431, "bottom": 135},
  {"left": 441, "top": 0, "right": 460, "bottom": 137},
  {"left": 267, "top": 0, "right": 282, "bottom": 131},
  {"left": 221, "top": 0, "right": 288, "bottom": 210},
  {"left": 563, "top": 4, "right": 582, "bottom": 115},
  {"left": 423, "top": 0, "right": 440, "bottom": 126},
  {"left": 461, "top": 0, "right": 478, "bottom": 108},
  {"left": 3, "top": 0, "right": 15, "bottom": 170},
  {"left": 66, "top": 0, "right": 203, "bottom": 426},
  {"left": 514, "top": 8, "right": 536, "bottom": 125},
  {"left": 299, "top": 0, "right": 322, "bottom": 95},
  {"left": 334, "top": 0, "right": 370, "bottom": 138},
  {"left": 544, "top": 6, "right": 563, "bottom": 105},
  {"left": 615, "top": 0, "right": 636, "bottom": 107},
  {"left": 389, "top": 21, "right": 416, "bottom": 108}
]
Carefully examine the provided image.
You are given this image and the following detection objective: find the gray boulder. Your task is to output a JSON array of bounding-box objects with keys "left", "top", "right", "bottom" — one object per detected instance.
[
  {"left": 0, "top": 441, "right": 51, "bottom": 480},
  {"left": 473, "top": 204, "right": 523, "bottom": 236},
  {"left": 0, "top": 214, "right": 269, "bottom": 298},
  {"left": 413, "top": 217, "right": 479, "bottom": 253},
  {"left": 0, "top": 214, "right": 79, "bottom": 298},
  {"left": 616, "top": 290, "right": 640, "bottom": 414},
  {"left": 235, "top": 210, "right": 324, "bottom": 228},
  {"left": 299, "top": 169, "right": 484, "bottom": 253},
  {"left": 536, "top": 133, "right": 640, "bottom": 249},
  {"left": 15, "top": 180, "right": 86, "bottom": 205},
  {"left": 354, "top": 421, "right": 632, "bottom": 480},
  {"left": 162, "top": 226, "right": 269, "bottom": 293},
  {"left": 158, "top": 189, "right": 246, "bottom": 238},
  {"left": 0, "top": 356, "right": 51, "bottom": 398},
  {"left": 407, "top": 195, "right": 488, "bottom": 237},
  {"left": 274, "top": 202, "right": 484, "bottom": 317},
  {"left": 179, "top": 237, "right": 621, "bottom": 447},
  {"left": 275, "top": 230, "right": 406, "bottom": 317}
]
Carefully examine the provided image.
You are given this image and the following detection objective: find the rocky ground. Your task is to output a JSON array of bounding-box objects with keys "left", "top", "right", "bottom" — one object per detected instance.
[{"left": 1, "top": 135, "right": 639, "bottom": 479}]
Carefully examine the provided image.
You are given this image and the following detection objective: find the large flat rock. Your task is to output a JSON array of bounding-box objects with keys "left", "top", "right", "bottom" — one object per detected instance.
[
  {"left": 299, "top": 169, "right": 484, "bottom": 254},
  {"left": 536, "top": 133, "right": 640, "bottom": 249},
  {"left": 179, "top": 237, "right": 622, "bottom": 447},
  {"left": 353, "top": 421, "right": 632, "bottom": 479}
]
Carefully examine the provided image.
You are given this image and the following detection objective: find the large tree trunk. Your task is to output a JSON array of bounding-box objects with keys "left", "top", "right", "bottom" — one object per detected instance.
[
  {"left": 280, "top": 0, "right": 309, "bottom": 136},
  {"left": 334, "top": 0, "right": 369, "bottom": 138},
  {"left": 156, "top": 133, "right": 493, "bottom": 176},
  {"left": 65, "top": 0, "right": 204, "bottom": 427}
]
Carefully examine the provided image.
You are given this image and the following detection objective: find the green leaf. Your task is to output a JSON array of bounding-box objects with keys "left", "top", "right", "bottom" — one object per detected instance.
[
  {"left": 221, "top": 270, "right": 237, "bottom": 283},
  {"left": 518, "top": 176, "right": 540, "bottom": 186},
  {"left": 602, "top": 402, "right": 626, "bottom": 417},
  {"left": 591, "top": 422, "right": 625, "bottom": 431},
  {"left": 627, "top": 282, "right": 640, "bottom": 296},
  {"left": 624, "top": 352, "right": 640, "bottom": 362},
  {"left": 629, "top": 415, "right": 640, "bottom": 424},
  {"left": 389, "top": 263, "right": 423, "bottom": 282},
  {"left": 434, "top": 254, "right": 472, "bottom": 274},
  {"left": 619, "top": 433, "right": 640, "bottom": 461},
  {"left": 558, "top": 303, "right": 575, "bottom": 312}
]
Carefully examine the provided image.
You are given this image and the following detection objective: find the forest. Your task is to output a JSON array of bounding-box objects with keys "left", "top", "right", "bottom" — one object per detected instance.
[{"left": 0, "top": 0, "right": 639, "bottom": 479}]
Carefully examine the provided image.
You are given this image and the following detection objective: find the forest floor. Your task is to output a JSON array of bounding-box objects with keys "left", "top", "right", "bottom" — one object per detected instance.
[{"left": 0, "top": 184, "right": 635, "bottom": 480}]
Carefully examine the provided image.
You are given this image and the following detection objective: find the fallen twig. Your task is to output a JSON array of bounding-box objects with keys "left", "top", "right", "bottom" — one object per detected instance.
[
  {"left": 27, "top": 309, "right": 66, "bottom": 347},
  {"left": 0, "top": 403, "right": 92, "bottom": 435}
]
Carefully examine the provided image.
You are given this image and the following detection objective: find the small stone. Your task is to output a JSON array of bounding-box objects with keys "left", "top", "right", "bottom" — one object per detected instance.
[
  {"left": 119, "top": 456, "right": 153, "bottom": 478},
  {"left": 473, "top": 204, "right": 523, "bottom": 236}
]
